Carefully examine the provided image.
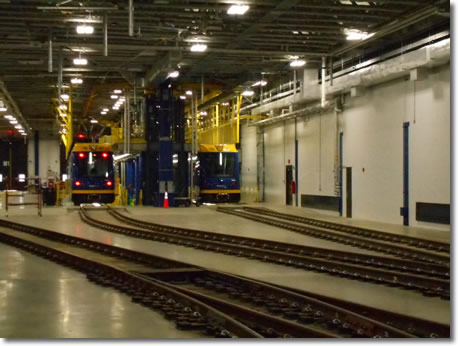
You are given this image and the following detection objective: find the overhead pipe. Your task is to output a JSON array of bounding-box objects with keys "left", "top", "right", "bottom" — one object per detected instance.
[
  {"left": 103, "top": 14, "right": 108, "bottom": 56},
  {"left": 321, "top": 57, "right": 326, "bottom": 108},
  {"left": 48, "top": 29, "right": 52, "bottom": 73},
  {"left": 58, "top": 48, "right": 63, "bottom": 96},
  {"left": 128, "top": 0, "right": 134, "bottom": 37}
]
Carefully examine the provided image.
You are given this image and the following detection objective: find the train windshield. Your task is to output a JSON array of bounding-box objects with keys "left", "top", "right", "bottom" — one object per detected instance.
[
  {"left": 75, "top": 152, "right": 113, "bottom": 177},
  {"left": 200, "top": 152, "right": 237, "bottom": 177}
]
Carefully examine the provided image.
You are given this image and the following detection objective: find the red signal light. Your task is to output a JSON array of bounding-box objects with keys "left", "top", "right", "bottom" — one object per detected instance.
[
  {"left": 75, "top": 181, "right": 81, "bottom": 187},
  {"left": 77, "top": 134, "right": 85, "bottom": 139},
  {"left": 7, "top": 130, "right": 13, "bottom": 135},
  {"left": 106, "top": 180, "right": 113, "bottom": 187},
  {"left": 78, "top": 152, "right": 86, "bottom": 159},
  {"left": 102, "top": 152, "right": 109, "bottom": 158}
]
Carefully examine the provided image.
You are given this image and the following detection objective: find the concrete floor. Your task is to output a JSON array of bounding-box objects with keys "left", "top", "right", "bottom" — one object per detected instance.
[
  {"left": 0, "top": 242, "right": 201, "bottom": 338},
  {"left": 1, "top": 205, "right": 450, "bottom": 328}
]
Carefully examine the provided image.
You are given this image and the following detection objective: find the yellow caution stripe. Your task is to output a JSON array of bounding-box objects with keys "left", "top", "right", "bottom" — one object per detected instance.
[
  {"left": 200, "top": 189, "right": 240, "bottom": 194},
  {"left": 72, "top": 190, "right": 115, "bottom": 194}
]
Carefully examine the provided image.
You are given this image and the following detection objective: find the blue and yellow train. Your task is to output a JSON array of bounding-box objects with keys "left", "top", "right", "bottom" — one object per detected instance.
[
  {"left": 198, "top": 144, "right": 240, "bottom": 203},
  {"left": 70, "top": 143, "right": 115, "bottom": 205}
]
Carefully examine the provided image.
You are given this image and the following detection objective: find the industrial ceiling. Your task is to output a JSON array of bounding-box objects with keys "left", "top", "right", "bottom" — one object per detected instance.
[{"left": 0, "top": 0, "right": 450, "bottom": 138}]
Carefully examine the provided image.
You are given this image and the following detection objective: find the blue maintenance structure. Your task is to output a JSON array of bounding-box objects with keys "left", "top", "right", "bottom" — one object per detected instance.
[{"left": 142, "top": 80, "right": 187, "bottom": 207}]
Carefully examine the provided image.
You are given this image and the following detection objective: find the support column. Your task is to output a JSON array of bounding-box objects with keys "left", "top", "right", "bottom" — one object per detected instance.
[{"left": 34, "top": 131, "right": 39, "bottom": 177}]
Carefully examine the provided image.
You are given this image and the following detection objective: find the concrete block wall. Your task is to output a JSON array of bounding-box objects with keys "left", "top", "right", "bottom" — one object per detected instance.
[{"left": 244, "top": 64, "right": 450, "bottom": 229}]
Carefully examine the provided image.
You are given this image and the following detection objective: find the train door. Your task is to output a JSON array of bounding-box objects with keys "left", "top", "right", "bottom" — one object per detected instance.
[{"left": 285, "top": 165, "right": 293, "bottom": 205}]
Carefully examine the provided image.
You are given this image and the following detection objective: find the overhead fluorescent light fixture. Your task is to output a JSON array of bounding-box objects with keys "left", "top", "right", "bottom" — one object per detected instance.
[
  {"left": 90, "top": 119, "right": 98, "bottom": 124},
  {"left": 180, "top": 95, "right": 186, "bottom": 100},
  {"left": 222, "top": 102, "right": 230, "bottom": 106},
  {"left": 0, "top": 107, "right": 7, "bottom": 112},
  {"left": 101, "top": 111, "right": 107, "bottom": 115},
  {"left": 112, "top": 106, "right": 120, "bottom": 110},
  {"left": 167, "top": 71, "right": 179, "bottom": 79},
  {"left": 14, "top": 125, "right": 22, "bottom": 129},
  {"left": 200, "top": 111, "right": 207, "bottom": 116},
  {"left": 242, "top": 90, "right": 254, "bottom": 97},
  {"left": 10, "top": 120, "right": 18, "bottom": 124},
  {"left": 71, "top": 78, "right": 83, "bottom": 84},
  {"left": 227, "top": 4, "right": 249, "bottom": 15},
  {"left": 102, "top": 108, "right": 109, "bottom": 112},
  {"left": 186, "top": 90, "right": 193, "bottom": 95},
  {"left": 4, "top": 115, "right": 14, "bottom": 119},
  {"left": 113, "top": 89, "right": 122, "bottom": 94},
  {"left": 111, "top": 95, "right": 118, "bottom": 99},
  {"left": 73, "top": 57, "right": 88, "bottom": 65},
  {"left": 344, "top": 28, "right": 374, "bottom": 41},
  {"left": 190, "top": 43, "right": 207, "bottom": 52},
  {"left": 252, "top": 80, "right": 267, "bottom": 87},
  {"left": 59, "top": 104, "right": 67, "bottom": 110},
  {"left": 290, "top": 59, "right": 306, "bottom": 67},
  {"left": 76, "top": 25, "right": 94, "bottom": 35},
  {"left": 21, "top": 133, "right": 27, "bottom": 136},
  {"left": 60, "top": 94, "right": 69, "bottom": 101}
]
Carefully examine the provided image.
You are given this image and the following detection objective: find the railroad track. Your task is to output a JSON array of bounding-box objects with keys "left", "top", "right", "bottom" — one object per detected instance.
[
  {"left": 79, "top": 207, "right": 450, "bottom": 299},
  {"left": 217, "top": 207, "right": 449, "bottom": 266},
  {"left": 0, "top": 219, "right": 443, "bottom": 338},
  {"left": 241, "top": 207, "right": 450, "bottom": 253}
]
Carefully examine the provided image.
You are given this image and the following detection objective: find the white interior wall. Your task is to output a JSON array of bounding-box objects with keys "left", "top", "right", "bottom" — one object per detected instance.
[
  {"left": 27, "top": 138, "right": 60, "bottom": 179},
  {"left": 249, "top": 64, "right": 450, "bottom": 229},
  {"left": 240, "top": 124, "right": 258, "bottom": 202}
]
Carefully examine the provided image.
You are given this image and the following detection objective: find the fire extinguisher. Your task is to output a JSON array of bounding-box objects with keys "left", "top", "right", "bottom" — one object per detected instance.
[{"left": 291, "top": 180, "right": 296, "bottom": 195}]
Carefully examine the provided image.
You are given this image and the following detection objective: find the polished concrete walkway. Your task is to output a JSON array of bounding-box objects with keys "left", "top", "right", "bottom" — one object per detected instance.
[
  {"left": 0, "top": 242, "right": 201, "bottom": 338},
  {"left": 2, "top": 205, "right": 449, "bottom": 327}
]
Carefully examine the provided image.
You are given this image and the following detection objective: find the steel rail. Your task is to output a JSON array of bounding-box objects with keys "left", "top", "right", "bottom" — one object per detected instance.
[
  {"left": 106, "top": 206, "right": 449, "bottom": 279},
  {"left": 0, "top": 231, "right": 259, "bottom": 338},
  {"left": 80, "top": 208, "right": 450, "bottom": 298},
  {"left": 217, "top": 207, "right": 449, "bottom": 266},
  {"left": 0, "top": 222, "right": 422, "bottom": 338},
  {"left": 242, "top": 206, "right": 449, "bottom": 253}
]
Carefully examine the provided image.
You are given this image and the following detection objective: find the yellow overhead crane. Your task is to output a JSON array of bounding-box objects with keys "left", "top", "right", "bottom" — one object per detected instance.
[{"left": 52, "top": 94, "right": 73, "bottom": 159}]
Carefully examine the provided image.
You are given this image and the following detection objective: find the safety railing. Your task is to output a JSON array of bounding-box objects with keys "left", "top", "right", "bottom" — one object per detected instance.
[{"left": 4, "top": 177, "right": 42, "bottom": 217}]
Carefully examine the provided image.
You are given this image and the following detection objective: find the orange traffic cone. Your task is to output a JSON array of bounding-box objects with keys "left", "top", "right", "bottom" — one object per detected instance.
[{"left": 163, "top": 190, "right": 169, "bottom": 208}]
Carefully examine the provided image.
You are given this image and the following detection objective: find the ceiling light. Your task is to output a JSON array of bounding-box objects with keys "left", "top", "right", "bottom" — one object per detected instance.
[
  {"left": 59, "top": 104, "right": 67, "bottom": 110},
  {"left": 76, "top": 25, "right": 94, "bottom": 35},
  {"left": 190, "top": 43, "right": 208, "bottom": 52},
  {"left": 71, "top": 78, "right": 83, "bottom": 84},
  {"left": 227, "top": 4, "right": 249, "bottom": 15},
  {"left": 113, "top": 89, "right": 122, "bottom": 94},
  {"left": 101, "top": 111, "right": 107, "bottom": 115},
  {"left": 290, "top": 59, "right": 306, "bottom": 67},
  {"left": 73, "top": 57, "right": 88, "bottom": 65},
  {"left": 112, "top": 106, "right": 119, "bottom": 110},
  {"left": 200, "top": 111, "right": 207, "bottom": 116},
  {"left": 0, "top": 107, "right": 7, "bottom": 112},
  {"left": 60, "top": 94, "right": 69, "bottom": 101},
  {"left": 4, "top": 115, "right": 14, "bottom": 119},
  {"left": 111, "top": 95, "right": 118, "bottom": 99},
  {"left": 167, "top": 71, "right": 179, "bottom": 79},
  {"left": 180, "top": 95, "right": 186, "bottom": 100},
  {"left": 14, "top": 125, "right": 22, "bottom": 129},
  {"left": 21, "top": 133, "right": 27, "bottom": 136},
  {"left": 252, "top": 80, "right": 267, "bottom": 87},
  {"left": 102, "top": 108, "right": 109, "bottom": 112},
  {"left": 242, "top": 90, "right": 254, "bottom": 97},
  {"left": 344, "top": 28, "right": 373, "bottom": 40},
  {"left": 222, "top": 102, "right": 230, "bottom": 106},
  {"left": 292, "top": 31, "right": 299, "bottom": 35},
  {"left": 10, "top": 120, "right": 17, "bottom": 124},
  {"left": 186, "top": 90, "right": 193, "bottom": 95},
  {"left": 90, "top": 119, "right": 98, "bottom": 124}
]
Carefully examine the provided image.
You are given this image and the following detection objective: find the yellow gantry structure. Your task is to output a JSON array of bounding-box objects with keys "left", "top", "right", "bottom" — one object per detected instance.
[
  {"left": 52, "top": 94, "right": 73, "bottom": 158},
  {"left": 185, "top": 93, "right": 267, "bottom": 145}
]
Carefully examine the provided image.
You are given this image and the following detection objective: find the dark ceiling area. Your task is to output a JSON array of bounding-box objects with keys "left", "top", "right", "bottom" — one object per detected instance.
[{"left": 0, "top": 0, "right": 450, "bottom": 138}]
